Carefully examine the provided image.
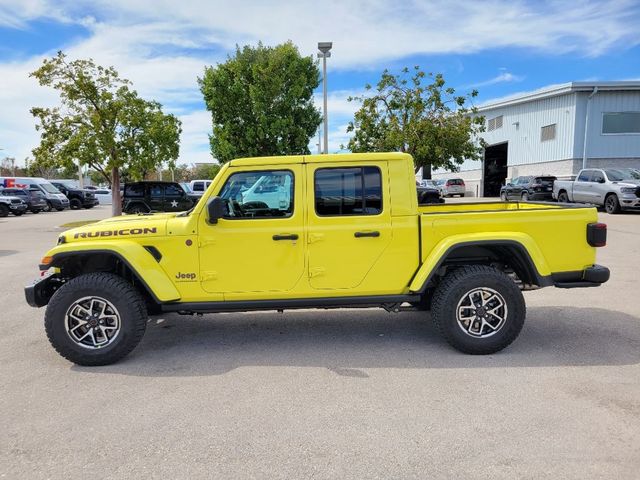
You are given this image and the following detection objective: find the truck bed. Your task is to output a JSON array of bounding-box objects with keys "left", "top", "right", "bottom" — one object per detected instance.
[{"left": 417, "top": 201, "right": 599, "bottom": 280}]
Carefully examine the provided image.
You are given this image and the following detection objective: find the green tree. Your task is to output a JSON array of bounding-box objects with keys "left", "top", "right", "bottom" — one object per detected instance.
[
  {"left": 29, "top": 51, "right": 182, "bottom": 215},
  {"left": 346, "top": 67, "right": 485, "bottom": 178},
  {"left": 190, "top": 163, "right": 221, "bottom": 181},
  {"left": 199, "top": 41, "right": 322, "bottom": 163}
]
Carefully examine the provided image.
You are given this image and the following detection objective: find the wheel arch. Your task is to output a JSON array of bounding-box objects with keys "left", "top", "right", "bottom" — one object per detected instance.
[
  {"left": 44, "top": 243, "right": 180, "bottom": 305},
  {"left": 409, "top": 236, "right": 553, "bottom": 293}
]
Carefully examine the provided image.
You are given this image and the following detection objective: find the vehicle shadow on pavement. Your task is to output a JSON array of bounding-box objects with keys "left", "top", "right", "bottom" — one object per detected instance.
[{"left": 73, "top": 306, "right": 640, "bottom": 377}]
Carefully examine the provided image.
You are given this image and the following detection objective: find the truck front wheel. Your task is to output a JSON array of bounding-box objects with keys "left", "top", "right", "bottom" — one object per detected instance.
[
  {"left": 604, "top": 193, "right": 621, "bottom": 214},
  {"left": 44, "top": 273, "right": 148, "bottom": 366},
  {"left": 431, "top": 265, "right": 525, "bottom": 354}
]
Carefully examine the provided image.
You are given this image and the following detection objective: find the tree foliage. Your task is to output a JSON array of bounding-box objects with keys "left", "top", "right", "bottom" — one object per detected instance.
[
  {"left": 29, "top": 51, "right": 182, "bottom": 215},
  {"left": 199, "top": 42, "right": 322, "bottom": 163},
  {"left": 346, "top": 67, "right": 485, "bottom": 177}
]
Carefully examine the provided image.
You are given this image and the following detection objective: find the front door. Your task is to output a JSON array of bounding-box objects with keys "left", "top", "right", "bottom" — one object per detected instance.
[
  {"left": 306, "top": 162, "right": 392, "bottom": 290},
  {"left": 198, "top": 165, "right": 305, "bottom": 295}
]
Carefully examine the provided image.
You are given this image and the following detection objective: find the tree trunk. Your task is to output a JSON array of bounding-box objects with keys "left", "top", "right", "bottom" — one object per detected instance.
[{"left": 111, "top": 168, "right": 122, "bottom": 216}]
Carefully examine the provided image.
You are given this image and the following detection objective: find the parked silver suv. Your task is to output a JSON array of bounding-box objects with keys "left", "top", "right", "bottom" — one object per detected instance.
[{"left": 553, "top": 168, "right": 640, "bottom": 214}]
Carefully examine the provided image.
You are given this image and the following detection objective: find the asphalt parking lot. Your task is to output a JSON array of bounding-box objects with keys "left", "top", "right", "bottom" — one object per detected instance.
[{"left": 1, "top": 204, "right": 639, "bottom": 479}]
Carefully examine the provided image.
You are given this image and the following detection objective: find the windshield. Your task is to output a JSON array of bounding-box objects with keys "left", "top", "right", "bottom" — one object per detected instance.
[
  {"left": 605, "top": 168, "right": 640, "bottom": 182},
  {"left": 40, "top": 183, "right": 61, "bottom": 194}
]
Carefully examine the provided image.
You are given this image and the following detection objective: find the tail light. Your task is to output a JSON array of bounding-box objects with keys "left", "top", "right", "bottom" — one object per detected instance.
[{"left": 587, "top": 223, "right": 607, "bottom": 247}]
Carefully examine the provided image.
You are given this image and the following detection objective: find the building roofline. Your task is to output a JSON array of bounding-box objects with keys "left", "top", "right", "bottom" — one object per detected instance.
[{"left": 477, "top": 81, "right": 640, "bottom": 111}]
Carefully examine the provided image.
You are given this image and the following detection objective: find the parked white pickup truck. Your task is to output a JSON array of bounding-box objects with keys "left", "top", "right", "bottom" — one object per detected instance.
[{"left": 553, "top": 168, "right": 640, "bottom": 214}]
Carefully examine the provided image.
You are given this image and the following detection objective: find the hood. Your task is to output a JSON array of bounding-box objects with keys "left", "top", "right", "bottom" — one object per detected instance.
[
  {"left": 61, "top": 213, "right": 174, "bottom": 243},
  {"left": 615, "top": 180, "right": 640, "bottom": 187}
]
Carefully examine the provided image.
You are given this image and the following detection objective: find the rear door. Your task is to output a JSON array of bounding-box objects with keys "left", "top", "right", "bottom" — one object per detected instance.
[
  {"left": 148, "top": 183, "right": 164, "bottom": 211},
  {"left": 306, "top": 162, "right": 392, "bottom": 290},
  {"left": 573, "top": 170, "right": 594, "bottom": 203}
]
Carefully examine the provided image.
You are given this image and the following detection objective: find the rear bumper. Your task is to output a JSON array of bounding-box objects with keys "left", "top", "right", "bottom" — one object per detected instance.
[{"left": 553, "top": 264, "right": 610, "bottom": 288}]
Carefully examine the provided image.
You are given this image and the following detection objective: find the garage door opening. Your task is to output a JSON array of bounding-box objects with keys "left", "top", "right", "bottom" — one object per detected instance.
[{"left": 483, "top": 142, "right": 508, "bottom": 197}]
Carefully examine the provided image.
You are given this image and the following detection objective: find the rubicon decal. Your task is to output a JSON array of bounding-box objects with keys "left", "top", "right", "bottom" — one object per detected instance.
[{"left": 74, "top": 227, "right": 157, "bottom": 239}]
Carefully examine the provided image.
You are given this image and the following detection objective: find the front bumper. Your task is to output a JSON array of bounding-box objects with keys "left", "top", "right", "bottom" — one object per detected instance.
[
  {"left": 82, "top": 197, "right": 100, "bottom": 207},
  {"left": 49, "top": 198, "right": 70, "bottom": 209},
  {"left": 25, "top": 275, "right": 64, "bottom": 308},
  {"left": 9, "top": 204, "right": 28, "bottom": 213},
  {"left": 553, "top": 264, "right": 610, "bottom": 288}
]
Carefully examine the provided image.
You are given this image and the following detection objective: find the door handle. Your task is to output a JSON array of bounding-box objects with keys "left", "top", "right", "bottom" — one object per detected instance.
[
  {"left": 273, "top": 234, "right": 299, "bottom": 241},
  {"left": 354, "top": 231, "right": 380, "bottom": 238}
]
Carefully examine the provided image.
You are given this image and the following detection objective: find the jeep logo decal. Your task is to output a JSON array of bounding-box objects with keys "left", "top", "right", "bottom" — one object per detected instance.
[
  {"left": 175, "top": 272, "right": 197, "bottom": 281},
  {"left": 74, "top": 227, "right": 157, "bottom": 239}
]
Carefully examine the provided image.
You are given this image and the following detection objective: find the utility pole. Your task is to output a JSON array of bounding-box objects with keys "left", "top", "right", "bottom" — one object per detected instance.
[{"left": 317, "top": 42, "right": 332, "bottom": 154}]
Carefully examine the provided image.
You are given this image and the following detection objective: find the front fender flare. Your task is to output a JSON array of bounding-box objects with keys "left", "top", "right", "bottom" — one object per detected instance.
[{"left": 43, "top": 241, "right": 181, "bottom": 303}]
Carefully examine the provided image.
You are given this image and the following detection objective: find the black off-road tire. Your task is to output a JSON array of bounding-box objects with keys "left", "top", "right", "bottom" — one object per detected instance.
[
  {"left": 44, "top": 273, "right": 148, "bottom": 366},
  {"left": 70, "top": 198, "right": 82, "bottom": 210},
  {"left": 604, "top": 193, "right": 621, "bottom": 214},
  {"left": 431, "top": 265, "right": 526, "bottom": 354},
  {"left": 0, "top": 204, "right": 8, "bottom": 217}
]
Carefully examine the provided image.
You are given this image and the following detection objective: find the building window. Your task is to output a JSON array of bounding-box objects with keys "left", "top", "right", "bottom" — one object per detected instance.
[
  {"left": 602, "top": 112, "right": 640, "bottom": 134},
  {"left": 541, "top": 123, "right": 556, "bottom": 142},
  {"left": 487, "top": 115, "right": 503, "bottom": 132}
]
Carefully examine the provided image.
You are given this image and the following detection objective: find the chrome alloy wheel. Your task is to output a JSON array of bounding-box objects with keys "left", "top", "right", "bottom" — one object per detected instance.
[
  {"left": 456, "top": 287, "right": 508, "bottom": 338},
  {"left": 65, "top": 296, "right": 121, "bottom": 349}
]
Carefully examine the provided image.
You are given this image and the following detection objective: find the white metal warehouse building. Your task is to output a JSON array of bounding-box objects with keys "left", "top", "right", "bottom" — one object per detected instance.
[{"left": 432, "top": 81, "right": 640, "bottom": 197}]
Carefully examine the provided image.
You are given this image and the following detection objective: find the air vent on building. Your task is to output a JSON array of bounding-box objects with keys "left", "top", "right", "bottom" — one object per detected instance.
[
  {"left": 541, "top": 123, "right": 556, "bottom": 142},
  {"left": 487, "top": 115, "right": 503, "bottom": 132}
]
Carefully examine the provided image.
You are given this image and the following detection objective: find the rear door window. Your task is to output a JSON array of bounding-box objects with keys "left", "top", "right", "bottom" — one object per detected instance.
[
  {"left": 314, "top": 166, "right": 382, "bottom": 216},
  {"left": 125, "top": 184, "right": 144, "bottom": 197}
]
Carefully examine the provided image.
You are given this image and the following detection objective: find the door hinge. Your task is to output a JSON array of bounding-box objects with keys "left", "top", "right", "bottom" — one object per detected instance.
[
  {"left": 309, "top": 267, "right": 325, "bottom": 278},
  {"left": 308, "top": 233, "right": 325, "bottom": 244},
  {"left": 201, "top": 271, "right": 218, "bottom": 282}
]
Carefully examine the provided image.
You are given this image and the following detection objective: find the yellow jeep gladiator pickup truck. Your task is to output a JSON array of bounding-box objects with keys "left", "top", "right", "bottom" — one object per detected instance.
[{"left": 26, "top": 153, "right": 610, "bottom": 365}]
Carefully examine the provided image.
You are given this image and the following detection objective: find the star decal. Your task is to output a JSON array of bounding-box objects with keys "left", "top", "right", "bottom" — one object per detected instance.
[{"left": 170, "top": 200, "right": 178, "bottom": 208}]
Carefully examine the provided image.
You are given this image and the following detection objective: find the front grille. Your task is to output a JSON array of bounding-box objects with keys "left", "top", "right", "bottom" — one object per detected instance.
[{"left": 11, "top": 199, "right": 21, "bottom": 204}]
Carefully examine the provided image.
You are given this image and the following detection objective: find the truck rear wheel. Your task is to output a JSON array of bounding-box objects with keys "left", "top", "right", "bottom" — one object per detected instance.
[
  {"left": 431, "top": 265, "right": 525, "bottom": 354},
  {"left": 44, "top": 273, "right": 148, "bottom": 366}
]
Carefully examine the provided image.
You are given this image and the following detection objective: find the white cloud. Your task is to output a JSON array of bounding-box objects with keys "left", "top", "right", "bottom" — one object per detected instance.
[{"left": 467, "top": 71, "right": 525, "bottom": 89}]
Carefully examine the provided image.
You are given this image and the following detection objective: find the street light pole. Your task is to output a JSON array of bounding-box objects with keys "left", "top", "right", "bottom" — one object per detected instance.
[{"left": 317, "top": 42, "right": 332, "bottom": 154}]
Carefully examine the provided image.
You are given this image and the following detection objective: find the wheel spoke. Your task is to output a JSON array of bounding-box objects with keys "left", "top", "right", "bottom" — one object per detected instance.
[
  {"left": 456, "top": 287, "right": 508, "bottom": 338},
  {"left": 65, "top": 296, "right": 121, "bottom": 350}
]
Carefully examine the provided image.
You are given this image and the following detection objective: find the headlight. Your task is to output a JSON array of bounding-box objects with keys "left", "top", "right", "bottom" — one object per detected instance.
[{"left": 620, "top": 187, "right": 637, "bottom": 194}]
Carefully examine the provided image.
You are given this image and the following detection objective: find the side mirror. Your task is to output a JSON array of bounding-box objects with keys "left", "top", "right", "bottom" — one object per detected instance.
[
  {"left": 207, "top": 196, "right": 226, "bottom": 224},
  {"left": 598, "top": 178, "right": 606, "bottom": 184}
]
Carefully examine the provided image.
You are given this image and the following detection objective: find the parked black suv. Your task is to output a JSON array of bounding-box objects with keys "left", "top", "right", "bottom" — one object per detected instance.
[
  {"left": 122, "top": 181, "right": 195, "bottom": 214},
  {"left": 50, "top": 181, "right": 99, "bottom": 209},
  {"left": 500, "top": 175, "right": 557, "bottom": 201},
  {"left": 0, "top": 188, "right": 47, "bottom": 213}
]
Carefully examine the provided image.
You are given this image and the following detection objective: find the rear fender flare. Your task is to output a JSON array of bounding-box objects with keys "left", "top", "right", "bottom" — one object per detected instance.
[{"left": 409, "top": 233, "right": 552, "bottom": 293}]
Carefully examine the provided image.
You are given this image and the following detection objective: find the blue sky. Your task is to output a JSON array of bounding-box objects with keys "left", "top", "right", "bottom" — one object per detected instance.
[{"left": 1, "top": 0, "right": 639, "bottom": 166}]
